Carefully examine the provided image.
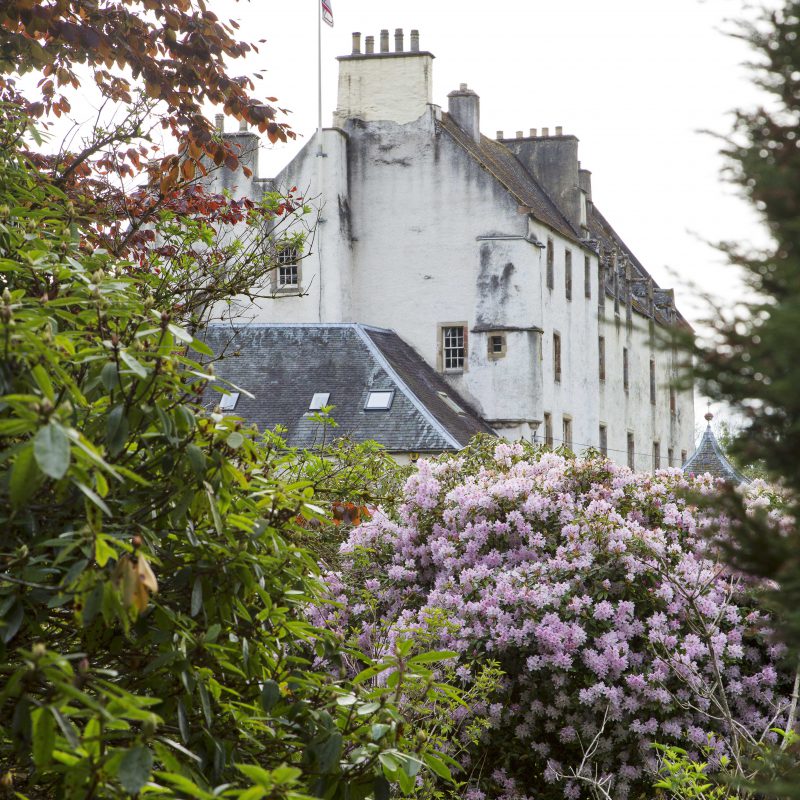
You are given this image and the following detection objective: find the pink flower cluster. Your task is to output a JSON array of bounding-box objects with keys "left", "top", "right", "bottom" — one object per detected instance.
[{"left": 327, "top": 444, "right": 790, "bottom": 799}]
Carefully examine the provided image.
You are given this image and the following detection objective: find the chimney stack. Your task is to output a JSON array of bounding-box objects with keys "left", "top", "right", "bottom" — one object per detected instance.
[
  {"left": 579, "top": 167, "right": 592, "bottom": 201},
  {"left": 448, "top": 83, "right": 481, "bottom": 142},
  {"left": 496, "top": 131, "right": 504, "bottom": 139},
  {"left": 542, "top": 127, "right": 549, "bottom": 136},
  {"left": 516, "top": 130, "right": 523, "bottom": 138},
  {"left": 239, "top": 119, "right": 248, "bottom": 132},
  {"left": 529, "top": 128, "right": 537, "bottom": 137},
  {"left": 334, "top": 27, "right": 434, "bottom": 126},
  {"left": 214, "top": 114, "right": 224, "bottom": 132},
  {"left": 555, "top": 125, "right": 563, "bottom": 136}
]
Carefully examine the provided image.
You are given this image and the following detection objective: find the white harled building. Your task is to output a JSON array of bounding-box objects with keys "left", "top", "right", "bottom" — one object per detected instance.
[{"left": 207, "top": 28, "right": 695, "bottom": 471}]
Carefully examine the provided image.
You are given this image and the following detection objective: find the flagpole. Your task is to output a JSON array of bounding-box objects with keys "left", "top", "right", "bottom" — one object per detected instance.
[
  {"left": 316, "top": 0, "right": 324, "bottom": 321},
  {"left": 317, "top": 0, "right": 323, "bottom": 139}
]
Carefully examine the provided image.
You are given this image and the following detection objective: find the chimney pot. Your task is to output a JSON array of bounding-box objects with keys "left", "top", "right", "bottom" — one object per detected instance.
[
  {"left": 380, "top": 29, "right": 389, "bottom": 52},
  {"left": 215, "top": 113, "right": 224, "bottom": 132},
  {"left": 365, "top": 35, "right": 374, "bottom": 54},
  {"left": 530, "top": 128, "right": 537, "bottom": 137},
  {"left": 542, "top": 126, "right": 549, "bottom": 136},
  {"left": 555, "top": 125, "right": 563, "bottom": 136},
  {"left": 516, "top": 130, "right": 523, "bottom": 138},
  {"left": 394, "top": 28, "right": 404, "bottom": 52},
  {"left": 497, "top": 130, "right": 504, "bottom": 139},
  {"left": 352, "top": 32, "right": 361, "bottom": 54},
  {"left": 410, "top": 29, "right": 420, "bottom": 51}
]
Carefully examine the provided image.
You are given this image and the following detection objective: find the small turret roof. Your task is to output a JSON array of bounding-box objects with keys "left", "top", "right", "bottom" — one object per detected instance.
[{"left": 682, "top": 413, "right": 749, "bottom": 485}]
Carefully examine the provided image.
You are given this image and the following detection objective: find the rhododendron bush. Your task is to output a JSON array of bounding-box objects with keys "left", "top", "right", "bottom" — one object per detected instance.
[{"left": 322, "top": 439, "right": 792, "bottom": 799}]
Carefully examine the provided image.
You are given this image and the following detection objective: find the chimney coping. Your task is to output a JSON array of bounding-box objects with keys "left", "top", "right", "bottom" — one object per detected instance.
[
  {"left": 447, "top": 84, "right": 478, "bottom": 97},
  {"left": 337, "top": 51, "right": 435, "bottom": 62},
  {"left": 498, "top": 133, "right": 580, "bottom": 142}
]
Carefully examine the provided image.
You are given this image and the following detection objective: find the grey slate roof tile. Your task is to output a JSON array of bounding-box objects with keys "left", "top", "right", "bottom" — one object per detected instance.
[
  {"left": 683, "top": 419, "right": 749, "bottom": 485},
  {"left": 438, "top": 113, "right": 581, "bottom": 244},
  {"left": 201, "top": 323, "right": 492, "bottom": 452}
]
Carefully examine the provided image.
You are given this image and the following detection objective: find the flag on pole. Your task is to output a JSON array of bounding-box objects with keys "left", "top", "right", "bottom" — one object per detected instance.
[{"left": 321, "top": 0, "right": 333, "bottom": 27}]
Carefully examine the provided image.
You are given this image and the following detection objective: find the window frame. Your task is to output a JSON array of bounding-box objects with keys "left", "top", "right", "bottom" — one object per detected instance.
[
  {"left": 487, "top": 332, "right": 507, "bottom": 360},
  {"left": 273, "top": 245, "right": 301, "bottom": 292},
  {"left": 599, "top": 423, "right": 608, "bottom": 457},
  {"left": 565, "top": 249, "right": 572, "bottom": 301},
  {"left": 553, "top": 332, "right": 562, "bottom": 383},
  {"left": 364, "top": 390, "right": 395, "bottom": 411},
  {"left": 653, "top": 440, "right": 661, "bottom": 471},
  {"left": 650, "top": 358, "right": 657, "bottom": 405},
  {"left": 439, "top": 323, "right": 468, "bottom": 373},
  {"left": 584, "top": 255, "right": 591, "bottom": 299},
  {"left": 562, "top": 415, "right": 573, "bottom": 450},
  {"left": 308, "top": 392, "right": 331, "bottom": 411},
  {"left": 627, "top": 431, "right": 635, "bottom": 470},
  {"left": 623, "top": 347, "right": 629, "bottom": 392},
  {"left": 543, "top": 412, "right": 553, "bottom": 447},
  {"left": 598, "top": 336, "right": 606, "bottom": 382},
  {"left": 546, "top": 238, "right": 554, "bottom": 290}
]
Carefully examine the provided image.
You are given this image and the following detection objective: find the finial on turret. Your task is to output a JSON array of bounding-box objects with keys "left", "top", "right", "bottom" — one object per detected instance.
[{"left": 705, "top": 411, "right": 713, "bottom": 423}]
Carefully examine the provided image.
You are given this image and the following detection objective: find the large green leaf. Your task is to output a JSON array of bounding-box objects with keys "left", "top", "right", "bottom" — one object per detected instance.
[
  {"left": 31, "top": 707, "right": 56, "bottom": 767},
  {"left": 33, "top": 421, "right": 71, "bottom": 479},
  {"left": 106, "top": 405, "right": 129, "bottom": 456},
  {"left": 117, "top": 745, "right": 154, "bottom": 795},
  {"left": 9, "top": 443, "right": 40, "bottom": 506}
]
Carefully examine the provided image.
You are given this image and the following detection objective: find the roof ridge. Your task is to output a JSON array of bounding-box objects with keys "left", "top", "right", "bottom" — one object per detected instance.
[
  {"left": 353, "top": 324, "right": 461, "bottom": 449},
  {"left": 206, "top": 321, "right": 394, "bottom": 332}
]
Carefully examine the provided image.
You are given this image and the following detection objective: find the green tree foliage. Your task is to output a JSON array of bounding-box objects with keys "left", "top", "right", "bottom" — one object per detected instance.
[
  {"left": 1, "top": 0, "right": 298, "bottom": 261},
  {"left": 688, "top": 1, "right": 800, "bottom": 794},
  {"left": 0, "top": 113, "right": 455, "bottom": 799}
]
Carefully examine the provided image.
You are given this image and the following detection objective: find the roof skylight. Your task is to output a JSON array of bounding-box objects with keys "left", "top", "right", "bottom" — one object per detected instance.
[
  {"left": 437, "top": 391, "right": 465, "bottom": 415},
  {"left": 309, "top": 392, "right": 331, "bottom": 411},
  {"left": 219, "top": 392, "right": 240, "bottom": 411},
  {"left": 365, "top": 390, "right": 394, "bottom": 410}
]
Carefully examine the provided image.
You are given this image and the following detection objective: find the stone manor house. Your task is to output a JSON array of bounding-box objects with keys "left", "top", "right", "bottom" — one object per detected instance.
[{"left": 204, "top": 28, "right": 695, "bottom": 470}]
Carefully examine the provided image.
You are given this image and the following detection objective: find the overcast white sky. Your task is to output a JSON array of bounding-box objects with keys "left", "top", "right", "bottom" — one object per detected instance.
[{"left": 213, "top": 0, "right": 771, "bottom": 328}]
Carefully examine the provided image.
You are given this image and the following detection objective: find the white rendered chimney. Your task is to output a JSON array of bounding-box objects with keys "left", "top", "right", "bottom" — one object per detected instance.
[{"left": 334, "top": 29, "right": 434, "bottom": 126}]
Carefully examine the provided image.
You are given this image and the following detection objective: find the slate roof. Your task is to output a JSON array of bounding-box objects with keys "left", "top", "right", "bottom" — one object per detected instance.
[
  {"left": 439, "top": 113, "right": 581, "bottom": 244},
  {"left": 683, "top": 416, "right": 749, "bottom": 485},
  {"left": 440, "top": 112, "right": 688, "bottom": 332},
  {"left": 588, "top": 204, "right": 691, "bottom": 330},
  {"left": 200, "top": 323, "right": 494, "bottom": 452}
]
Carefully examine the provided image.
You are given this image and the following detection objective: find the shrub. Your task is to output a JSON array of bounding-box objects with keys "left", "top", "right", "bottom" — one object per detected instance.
[
  {"left": 326, "top": 438, "right": 791, "bottom": 799},
  {"left": 0, "top": 114, "right": 453, "bottom": 800}
]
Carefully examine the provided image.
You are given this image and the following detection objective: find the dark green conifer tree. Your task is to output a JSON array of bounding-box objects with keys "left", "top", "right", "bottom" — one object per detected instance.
[{"left": 690, "top": 2, "right": 800, "bottom": 792}]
